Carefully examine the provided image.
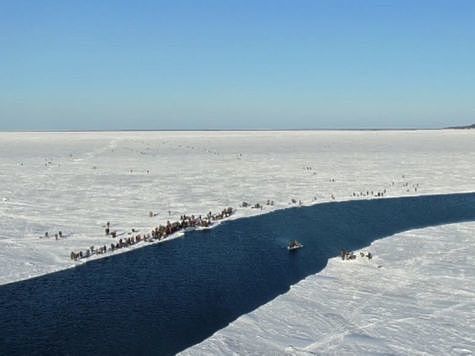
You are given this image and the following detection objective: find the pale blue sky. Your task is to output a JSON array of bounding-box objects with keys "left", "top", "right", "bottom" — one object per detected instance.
[{"left": 1, "top": 0, "right": 474, "bottom": 130}]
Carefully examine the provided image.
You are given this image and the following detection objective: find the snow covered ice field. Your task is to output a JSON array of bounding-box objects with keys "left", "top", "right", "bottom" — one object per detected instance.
[
  {"left": 0, "top": 129, "right": 474, "bottom": 285},
  {"left": 1, "top": 130, "right": 474, "bottom": 354}
]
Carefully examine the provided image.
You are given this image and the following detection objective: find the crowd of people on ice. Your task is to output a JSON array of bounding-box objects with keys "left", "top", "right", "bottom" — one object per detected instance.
[
  {"left": 70, "top": 207, "right": 234, "bottom": 261},
  {"left": 67, "top": 176, "right": 417, "bottom": 262},
  {"left": 340, "top": 249, "right": 373, "bottom": 261},
  {"left": 33, "top": 170, "right": 418, "bottom": 263}
]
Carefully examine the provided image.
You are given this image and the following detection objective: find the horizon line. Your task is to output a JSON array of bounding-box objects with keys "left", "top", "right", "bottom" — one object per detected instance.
[{"left": 0, "top": 127, "right": 468, "bottom": 133}]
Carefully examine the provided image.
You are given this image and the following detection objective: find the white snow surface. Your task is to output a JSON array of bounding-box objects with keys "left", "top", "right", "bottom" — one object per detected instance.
[
  {"left": 182, "top": 222, "right": 475, "bottom": 356},
  {"left": 0, "top": 130, "right": 474, "bottom": 286}
]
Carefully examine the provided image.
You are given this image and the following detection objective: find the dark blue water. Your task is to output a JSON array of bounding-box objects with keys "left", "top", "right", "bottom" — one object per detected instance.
[{"left": 1, "top": 193, "right": 475, "bottom": 356}]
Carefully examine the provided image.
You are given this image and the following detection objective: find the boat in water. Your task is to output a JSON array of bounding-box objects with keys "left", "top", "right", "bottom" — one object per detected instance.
[{"left": 287, "top": 240, "right": 303, "bottom": 251}]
